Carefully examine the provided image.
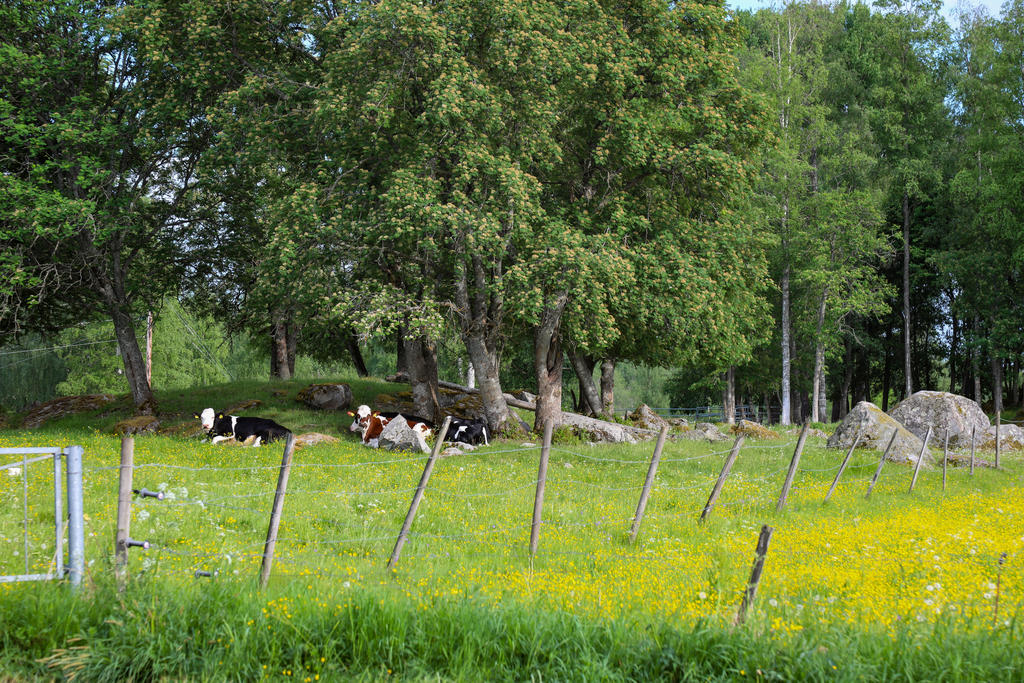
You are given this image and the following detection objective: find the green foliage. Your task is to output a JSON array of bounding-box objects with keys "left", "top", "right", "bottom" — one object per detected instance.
[
  {"left": 0, "top": 337, "right": 68, "bottom": 411},
  {"left": 1, "top": 577, "right": 1021, "bottom": 682}
]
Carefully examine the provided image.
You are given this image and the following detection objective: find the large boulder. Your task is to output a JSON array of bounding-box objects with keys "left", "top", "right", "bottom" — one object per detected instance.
[
  {"left": 980, "top": 423, "right": 1024, "bottom": 452},
  {"left": 626, "top": 404, "right": 670, "bottom": 431},
  {"left": 114, "top": 416, "right": 160, "bottom": 435},
  {"left": 828, "top": 401, "right": 933, "bottom": 465},
  {"left": 888, "top": 391, "right": 990, "bottom": 449},
  {"left": 558, "top": 412, "right": 656, "bottom": 443},
  {"left": 692, "top": 422, "right": 730, "bottom": 442},
  {"left": 379, "top": 415, "right": 430, "bottom": 453},
  {"left": 731, "top": 420, "right": 781, "bottom": 440},
  {"left": 296, "top": 383, "right": 353, "bottom": 411}
]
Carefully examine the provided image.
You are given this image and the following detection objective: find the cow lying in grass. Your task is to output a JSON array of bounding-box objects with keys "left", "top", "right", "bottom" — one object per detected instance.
[
  {"left": 447, "top": 416, "right": 489, "bottom": 446},
  {"left": 347, "top": 405, "right": 433, "bottom": 447},
  {"left": 195, "top": 408, "right": 291, "bottom": 447}
]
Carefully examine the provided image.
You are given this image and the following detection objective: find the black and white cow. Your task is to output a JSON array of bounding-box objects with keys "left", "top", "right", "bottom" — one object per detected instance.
[
  {"left": 195, "top": 408, "right": 291, "bottom": 447},
  {"left": 446, "top": 416, "right": 489, "bottom": 446}
]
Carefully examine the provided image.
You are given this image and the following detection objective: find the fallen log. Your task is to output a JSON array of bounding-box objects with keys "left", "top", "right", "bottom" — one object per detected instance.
[
  {"left": 437, "top": 379, "right": 537, "bottom": 411},
  {"left": 437, "top": 379, "right": 658, "bottom": 442}
]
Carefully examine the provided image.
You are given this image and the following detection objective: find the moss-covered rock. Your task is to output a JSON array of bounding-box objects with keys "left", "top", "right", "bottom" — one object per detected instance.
[
  {"left": 731, "top": 420, "right": 780, "bottom": 440},
  {"left": 114, "top": 416, "right": 160, "bottom": 435},
  {"left": 224, "top": 399, "right": 262, "bottom": 413},
  {"left": 828, "top": 401, "right": 932, "bottom": 465},
  {"left": 889, "top": 391, "right": 990, "bottom": 450},
  {"left": 296, "top": 384, "right": 352, "bottom": 411}
]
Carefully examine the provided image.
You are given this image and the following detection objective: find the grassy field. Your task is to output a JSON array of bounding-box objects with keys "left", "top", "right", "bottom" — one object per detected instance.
[{"left": 1, "top": 377, "right": 1022, "bottom": 680}]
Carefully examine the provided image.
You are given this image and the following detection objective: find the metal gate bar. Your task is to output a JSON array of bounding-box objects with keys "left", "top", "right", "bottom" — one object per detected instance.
[{"left": 0, "top": 446, "right": 83, "bottom": 587}]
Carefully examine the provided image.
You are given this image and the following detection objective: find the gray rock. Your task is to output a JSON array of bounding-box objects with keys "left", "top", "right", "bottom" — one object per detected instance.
[
  {"left": 627, "top": 404, "right": 670, "bottom": 431},
  {"left": 889, "top": 391, "right": 990, "bottom": 449},
  {"left": 981, "top": 423, "right": 1024, "bottom": 452},
  {"left": 296, "top": 383, "right": 353, "bottom": 411},
  {"left": 829, "top": 401, "right": 933, "bottom": 465},
  {"left": 695, "top": 422, "right": 729, "bottom": 442},
  {"left": 558, "top": 411, "right": 648, "bottom": 443},
  {"left": 379, "top": 415, "right": 430, "bottom": 453}
]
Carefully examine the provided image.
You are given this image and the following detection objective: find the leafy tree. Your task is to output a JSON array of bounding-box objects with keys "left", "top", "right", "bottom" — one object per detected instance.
[
  {"left": 943, "top": 0, "right": 1024, "bottom": 412},
  {"left": 0, "top": 0, "right": 226, "bottom": 412},
  {"left": 856, "top": 0, "right": 950, "bottom": 398},
  {"left": 519, "top": 0, "right": 772, "bottom": 430}
]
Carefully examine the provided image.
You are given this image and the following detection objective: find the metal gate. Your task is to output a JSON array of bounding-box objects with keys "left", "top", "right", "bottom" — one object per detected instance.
[{"left": 0, "top": 446, "right": 84, "bottom": 587}]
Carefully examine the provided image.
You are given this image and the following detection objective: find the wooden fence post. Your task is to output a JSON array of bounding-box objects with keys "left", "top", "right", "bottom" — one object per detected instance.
[
  {"left": 970, "top": 425, "right": 976, "bottom": 475},
  {"left": 529, "top": 421, "right": 555, "bottom": 557},
  {"left": 908, "top": 426, "right": 932, "bottom": 493},
  {"left": 824, "top": 432, "right": 861, "bottom": 503},
  {"left": 115, "top": 436, "right": 134, "bottom": 592},
  {"left": 699, "top": 436, "right": 744, "bottom": 524},
  {"left": 259, "top": 433, "right": 296, "bottom": 589},
  {"left": 942, "top": 429, "right": 948, "bottom": 492},
  {"left": 734, "top": 524, "right": 774, "bottom": 626},
  {"left": 386, "top": 417, "right": 452, "bottom": 572},
  {"left": 995, "top": 413, "right": 1001, "bottom": 468},
  {"left": 775, "top": 421, "right": 809, "bottom": 513},
  {"left": 629, "top": 424, "right": 669, "bottom": 544},
  {"left": 866, "top": 431, "right": 899, "bottom": 499}
]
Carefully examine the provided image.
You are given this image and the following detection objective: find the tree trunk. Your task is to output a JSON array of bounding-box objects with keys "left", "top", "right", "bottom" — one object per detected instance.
[
  {"left": 270, "top": 314, "right": 291, "bottom": 380},
  {"left": 346, "top": 333, "right": 369, "bottom": 377},
  {"left": 567, "top": 348, "right": 601, "bottom": 416},
  {"left": 83, "top": 234, "right": 155, "bottom": 413},
  {"left": 780, "top": 261, "right": 792, "bottom": 425},
  {"left": 145, "top": 310, "right": 153, "bottom": 387},
  {"left": 811, "top": 287, "right": 828, "bottom": 423},
  {"left": 992, "top": 354, "right": 1003, "bottom": 417},
  {"left": 464, "top": 334, "right": 513, "bottom": 433},
  {"left": 110, "top": 304, "right": 155, "bottom": 414},
  {"left": 973, "top": 317, "right": 982, "bottom": 403},
  {"left": 600, "top": 359, "right": 615, "bottom": 418},
  {"left": 395, "top": 326, "right": 408, "bottom": 376},
  {"left": 404, "top": 334, "right": 442, "bottom": 424},
  {"left": 902, "top": 191, "right": 913, "bottom": 397},
  {"left": 722, "top": 366, "right": 736, "bottom": 425},
  {"left": 948, "top": 292, "right": 959, "bottom": 394},
  {"left": 839, "top": 338, "right": 853, "bottom": 420},
  {"left": 534, "top": 293, "right": 568, "bottom": 433},
  {"left": 453, "top": 256, "right": 516, "bottom": 434},
  {"left": 286, "top": 323, "right": 297, "bottom": 377}
]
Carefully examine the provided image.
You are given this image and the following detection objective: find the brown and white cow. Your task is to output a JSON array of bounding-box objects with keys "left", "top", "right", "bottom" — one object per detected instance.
[{"left": 346, "top": 405, "right": 433, "bottom": 447}]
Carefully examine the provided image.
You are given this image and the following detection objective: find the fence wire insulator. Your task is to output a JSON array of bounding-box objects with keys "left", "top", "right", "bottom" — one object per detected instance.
[
  {"left": 194, "top": 569, "right": 218, "bottom": 578},
  {"left": 126, "top": 538, "right": 150, "bottom": 549},
  {"left": 134, "top": 488, "right": 164, "bottom": 500}
]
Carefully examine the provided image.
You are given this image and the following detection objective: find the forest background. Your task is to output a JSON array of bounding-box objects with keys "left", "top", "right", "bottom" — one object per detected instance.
[{"left": 2, "top": 0, "right": 1023, "bottom": 433}]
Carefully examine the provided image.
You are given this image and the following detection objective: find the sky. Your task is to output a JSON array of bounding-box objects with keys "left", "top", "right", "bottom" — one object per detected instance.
[{"left": 725, "top": 0, "right": 1008, "bottom": 27}]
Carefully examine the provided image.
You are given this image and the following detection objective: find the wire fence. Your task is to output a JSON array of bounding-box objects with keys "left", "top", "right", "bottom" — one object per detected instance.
[{"left": 2, "top": 427, "right": 1021, "bottom": 627}]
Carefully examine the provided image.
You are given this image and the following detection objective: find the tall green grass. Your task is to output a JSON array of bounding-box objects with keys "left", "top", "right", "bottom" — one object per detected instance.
[
  {"left": 2, "top": 377, "right": 1023, "bottom": 681},
  {"left": 2, "top": 576, "right": 1022, "bottom": 681}
]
